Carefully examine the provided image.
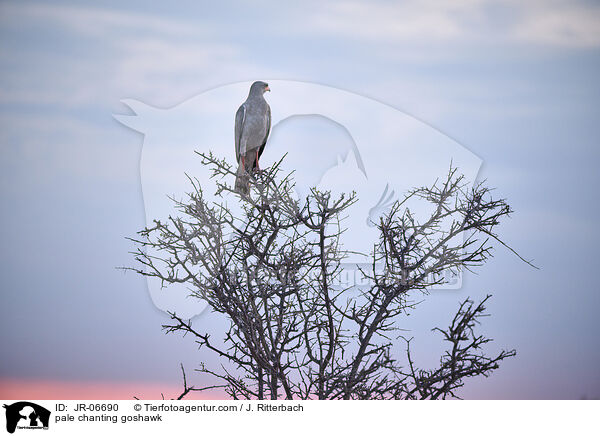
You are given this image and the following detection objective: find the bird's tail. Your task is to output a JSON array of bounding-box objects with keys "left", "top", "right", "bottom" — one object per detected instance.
[{"left": 235, "top": 163, "right": 250, "bottom": 195}]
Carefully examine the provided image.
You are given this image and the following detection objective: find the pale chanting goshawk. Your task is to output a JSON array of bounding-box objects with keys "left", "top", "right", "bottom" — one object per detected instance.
[{"left": 234, "top": 81, "right": 271, "bottom": 194}]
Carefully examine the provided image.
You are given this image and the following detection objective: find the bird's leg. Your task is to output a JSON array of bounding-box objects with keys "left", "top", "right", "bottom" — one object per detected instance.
[{"left": 255, "top": 149, "right": 260, "bottom": 172}]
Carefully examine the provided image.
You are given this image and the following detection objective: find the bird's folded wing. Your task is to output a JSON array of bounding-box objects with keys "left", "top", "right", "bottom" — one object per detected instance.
[
  {"left": 259, "top": 104, "right": 271, "bottom": 159},
  {"left": 235, "top": 104, "right": 246, "bottom": 159}
]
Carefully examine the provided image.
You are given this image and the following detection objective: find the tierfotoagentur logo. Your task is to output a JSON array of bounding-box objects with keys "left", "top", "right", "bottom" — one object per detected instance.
[
  {"left": 116, "top": 80, "right": 481, "bottom": 318},
  {"left": 3, "top": 402, "right": 50, "bottom": 434}
]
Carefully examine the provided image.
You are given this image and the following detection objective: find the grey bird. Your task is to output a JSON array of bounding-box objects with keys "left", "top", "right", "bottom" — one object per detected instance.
[{"left": 234, "top": 81, "right": 271, "bottom": 194}]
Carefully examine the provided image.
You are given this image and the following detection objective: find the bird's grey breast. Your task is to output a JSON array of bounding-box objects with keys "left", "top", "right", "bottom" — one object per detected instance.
[{"left": 241, "top": 97, "right": 270, "bottom": 149}]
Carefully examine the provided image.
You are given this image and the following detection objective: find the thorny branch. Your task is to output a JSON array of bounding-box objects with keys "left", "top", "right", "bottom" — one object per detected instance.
[{"left": 126, "top": 153, "right": 529, "bottom": 399}]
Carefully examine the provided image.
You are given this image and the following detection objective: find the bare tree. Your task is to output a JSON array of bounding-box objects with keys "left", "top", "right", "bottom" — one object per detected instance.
[{"left": 127, "top": 153, "right": 527, "bottom": 399}]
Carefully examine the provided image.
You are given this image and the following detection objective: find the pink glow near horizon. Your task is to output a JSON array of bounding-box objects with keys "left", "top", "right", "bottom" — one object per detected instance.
[
  {"left": 0, "top": 378, "right": 529, "bottom": 400},
  {"left": 0, "top": 378, "right": 227, "bottom": 400}
]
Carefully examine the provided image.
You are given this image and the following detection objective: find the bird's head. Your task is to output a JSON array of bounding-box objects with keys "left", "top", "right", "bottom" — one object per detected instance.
[{"left": 249, "top": 81, "right": 270, "bottom": 97}]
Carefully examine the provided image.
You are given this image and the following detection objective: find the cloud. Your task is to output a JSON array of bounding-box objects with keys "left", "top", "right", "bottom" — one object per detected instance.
[
  {"left": 308, "top": 1, "right": 476, "bottom": 42},
  {"left": 511, "top": 2, "right": 600, "bottom": 48},
  {"left": 0, "top": 2, "right": 201, "bottom": 39},
  {"left": 112, "top": 37, "right": 252, "bottom": 106},
  {"left": 0, "top": 2, "right": 261, "bottom": 108},
  {"left": 306, "top": 0, "right": 600, "bottom": 48},
  {"left": 2, "top": 0, "right": 598, "bottom": 112}
]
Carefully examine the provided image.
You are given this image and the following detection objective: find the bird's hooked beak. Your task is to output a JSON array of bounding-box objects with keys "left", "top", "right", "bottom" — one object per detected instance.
[{"left": 265, "top": 85, "right": 270, "bottom": 92}]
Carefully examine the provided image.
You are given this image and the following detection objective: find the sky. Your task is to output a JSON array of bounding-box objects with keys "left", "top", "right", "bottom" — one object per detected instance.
[{"left": 0, "top": 0, "right": 599, "bottom": 400}]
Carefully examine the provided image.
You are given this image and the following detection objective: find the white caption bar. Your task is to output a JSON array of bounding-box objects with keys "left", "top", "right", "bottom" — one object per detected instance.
[{"left": 1, "top": 400, "right": 596, "bottom": 435}]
